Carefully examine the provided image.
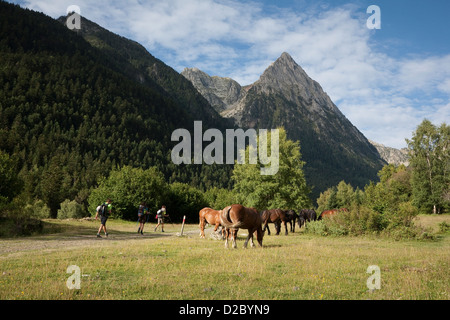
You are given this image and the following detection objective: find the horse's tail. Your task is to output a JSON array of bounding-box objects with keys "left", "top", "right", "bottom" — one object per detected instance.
[{"left": 225, "top": 206, "right": 233, "bottom": 224}]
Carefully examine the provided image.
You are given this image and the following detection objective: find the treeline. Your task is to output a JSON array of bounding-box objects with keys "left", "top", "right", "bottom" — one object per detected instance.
[
  {"left": 317, "top": 120, "right": 449, "bottom": 215},
  {"left": 312, "top": 120, "right": 449, "bottom": 239},
  {"left": 0, "top": 128, "right": 310, "bottom": 233},
  {"left": 1, "top": 121, "right": 448, "bottom": 239}
]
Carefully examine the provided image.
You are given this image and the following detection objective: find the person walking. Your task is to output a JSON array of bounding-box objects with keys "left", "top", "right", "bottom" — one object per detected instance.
[
  {"left": 137, "top": 201, "right": 148, "bottom": 235},
  {"left": 95, "top": 199, "right": 112, "bottom": 238},
  {"left": 154, "top": 205, "right": 167, "bottom": 232}
]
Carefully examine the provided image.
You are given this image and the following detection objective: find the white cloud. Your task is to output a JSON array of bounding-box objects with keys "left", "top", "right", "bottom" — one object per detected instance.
[{"left": 14, "top": 0, "right": 450, "bottom": 149}]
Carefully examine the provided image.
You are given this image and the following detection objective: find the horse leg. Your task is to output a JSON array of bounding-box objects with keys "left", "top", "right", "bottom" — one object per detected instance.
[
  {"left": 263, "top": 221, "right": 270, "bottom": 235},
  {"left": 199, "top": 219, "right": 205, "bottom": 238},
  {"left": 224, "top": 228, "right": 230, "bottom": 248},
  {"left": 275, "top": 221, "right": 281, "bottom": 235},
  {"left": 232, "top": 229, "right": 238, "bottom": 249},
  {"left": 221, "top": 226, "right": 226, "bottom": 240},
  {"left": 284, "top": 221, "right": 288, "bottom": 235},
  {"left": 244, "top": 229, "right": 255, "bottom": 248},
  {"left": 244, "top": 233, "right": 249, "bottom": 248},
  {"left": 249, "top": 230, "right": 256, "bottom": 248},
  {"left": 256, "top": 228, "right": 263, "bottom": 247},
  {"left": 213, "top": 223, "right": 220, "bottom": 236}
]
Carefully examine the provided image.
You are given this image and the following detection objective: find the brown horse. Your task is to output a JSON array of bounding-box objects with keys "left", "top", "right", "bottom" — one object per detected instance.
[
  {"left": 261, "top": 209, "right": 289, "bottom": 235},
  {"left": 220, "top": 204, "right": 263, "bottom": 249},
  {"left": 318, "top": 208, "right": 348, "bottom": 220},
  {"left": 199, "top": 207, "right": 223, "bottom": 238}
]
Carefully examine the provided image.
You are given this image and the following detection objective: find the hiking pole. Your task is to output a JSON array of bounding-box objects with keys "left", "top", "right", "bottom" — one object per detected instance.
[{"left": 166, "top": 215, "right": 175, "bottom": 228}]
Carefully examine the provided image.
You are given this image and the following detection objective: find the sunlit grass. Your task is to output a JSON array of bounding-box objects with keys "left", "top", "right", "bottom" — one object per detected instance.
[{"left": 1, "top": 216, "right": 449, "bottom": 300}]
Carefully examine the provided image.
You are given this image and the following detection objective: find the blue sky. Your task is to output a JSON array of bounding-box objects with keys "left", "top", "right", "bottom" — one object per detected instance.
[{"left": 8, "top": 0, "right": 450, "bottom": 149}]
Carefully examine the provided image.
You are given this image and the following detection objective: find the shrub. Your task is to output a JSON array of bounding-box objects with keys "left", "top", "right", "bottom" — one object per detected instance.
[
  {"left": 438, "top": 221, "right": 450, "bottom": 233},
  {"left": 167, "top": 182, "right": 208, "bottom": 222},
  {"left": 305, "top": 203, "right": 428, "bottom": 240},
  {"left": 312, "top": 206, "right": 384, "bottom": 236},
  {"left": 88, "top": 166, "right": 167, "bottom": 220},
  {"left": 24, "top": 200, "right": 51, "bottom": 219},
  {"left": 0, "top": 196, "right": 43, "bottom": 237},
  {"left": 204, "top": 187, "right": 237, "bottom": 210},
  {"left": 385, "top": 201, "right": 418, "bottom": 229},
  {"left": 57, "top": 199, "right": 85, "bottom": 219},
  {"left": 304, "top": 220, "right": 328, "bottom": 236}
]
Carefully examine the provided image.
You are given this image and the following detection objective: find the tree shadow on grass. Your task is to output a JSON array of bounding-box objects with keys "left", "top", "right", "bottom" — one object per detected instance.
[{"left": 38, "top": 219, "right": 175, "bottom": 240}]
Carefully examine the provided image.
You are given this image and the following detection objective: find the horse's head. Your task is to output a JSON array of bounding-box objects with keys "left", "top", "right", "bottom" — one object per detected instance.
[{"left": 297, "top": 217, "right": 305, "bottom": 228}]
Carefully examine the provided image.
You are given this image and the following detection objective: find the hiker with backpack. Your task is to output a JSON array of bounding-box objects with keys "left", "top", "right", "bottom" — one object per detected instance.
[
  {"left": 154, "top": 205, "right": 167, "bottom": 232},
  {"left": 95, "top": 199, "right": 112, "bottom": 238},
  {"left": 137, "top": 201, "right": 149, "bottom": 235}
]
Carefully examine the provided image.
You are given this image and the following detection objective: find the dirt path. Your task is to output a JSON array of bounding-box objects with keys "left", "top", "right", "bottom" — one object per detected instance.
[{"left": 0, "top": 226, "right": 212, "bottom": 257}]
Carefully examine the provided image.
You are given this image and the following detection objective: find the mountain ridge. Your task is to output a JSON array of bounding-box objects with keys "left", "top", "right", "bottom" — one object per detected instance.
[
  {"left": 182, "top": 52, "right": 386, "bottom": 197},
  {"left": 369, "top": 140, "right": 409, "bottom": 166},
  {"left": 181, "top": 67, "right": 244, "bottom": 113},
  {"left": 57, "top": 15, "right": 233, "bottom": 131}
]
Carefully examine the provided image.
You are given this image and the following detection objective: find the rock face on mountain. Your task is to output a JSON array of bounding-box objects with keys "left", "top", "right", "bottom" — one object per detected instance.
[
  {"left": 183, "top": 52, "right": 386, "bottom": 197},
  {"left": 181, "top": 68, "right": 245, "bottom": 112},
  {"left": 369, "top": 140, "right": 409, "bottom": 166}
]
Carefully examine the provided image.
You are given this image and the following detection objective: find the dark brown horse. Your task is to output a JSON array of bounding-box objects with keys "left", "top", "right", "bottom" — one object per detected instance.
[
  {"left": 220, "top": 204, "right": 263, "bottom": 248},
  {"left": 261, "top": 209, "right": 289, "bottom": 235},
  {"left": 298, "top": 209, "right": 317, "bottom": 228},
  {"left": 285, "top": 209, "right": 298, "bottom": 233},
  {"left": 199, "top": 207, "right": 223, "bottom": 238}
]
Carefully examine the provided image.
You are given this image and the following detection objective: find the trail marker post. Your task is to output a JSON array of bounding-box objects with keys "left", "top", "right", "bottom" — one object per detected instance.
[{"left": 180, "top": 215, "right": 186, "bottom": 236}]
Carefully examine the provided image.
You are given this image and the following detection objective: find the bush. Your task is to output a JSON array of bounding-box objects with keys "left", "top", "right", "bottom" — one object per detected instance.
[
  {"left": 88, "top": 166, "right": 168, "bottom": 220},
  {"left": 438, "top": 221, "right": 450, "bottom": 233},
  {"left": 304, "top": 220, "right": 328, "bottom": 236},
  {"left": 0, "top": 196, "right": 43, "bottom": 237},
  {"left": 385, "top": 201, "right": 418, "bottom": 229},
  {"left": 204, "top": 187, "right": 237, "bottom": 210},
  {"left": 305, "top": 203, "right": 428, "bottom": 240},
  {"left": 24, "top": 200, "right": 51, "bottom": 219},
  {"left": 311, "top": 206, "right": 384, "bottom": 236},
  {"left": 57, "top": 199, "right": 85, "bottom": 219},
  {"left": 166, "top": 182, "right": 208, "bottom": 222}
]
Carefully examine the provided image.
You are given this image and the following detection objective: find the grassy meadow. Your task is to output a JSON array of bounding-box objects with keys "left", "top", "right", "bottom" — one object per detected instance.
[{"left": 0, "top": 215, "right": 449, "bottom": 300}]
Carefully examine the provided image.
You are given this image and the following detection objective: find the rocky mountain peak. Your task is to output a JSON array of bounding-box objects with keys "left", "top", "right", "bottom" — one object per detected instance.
[
  {"left": 255, "top": 53, "right": 329, "bottom": 106},
  {"left": 182, "top": 52, "right": 386, "bottom": 198},
  {"left": 258, "top": 52, "right": 310, "bottom": 87}
]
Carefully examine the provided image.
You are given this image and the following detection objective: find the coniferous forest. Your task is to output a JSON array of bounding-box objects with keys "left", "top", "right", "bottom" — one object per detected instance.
[{"left": 0, "top": 1, "right": 233, "bottom": 219}]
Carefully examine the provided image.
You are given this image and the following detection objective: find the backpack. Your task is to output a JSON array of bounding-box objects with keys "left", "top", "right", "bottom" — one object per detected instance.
[{"left": 99, "top": 203, "right": 109, "bottom": 217}]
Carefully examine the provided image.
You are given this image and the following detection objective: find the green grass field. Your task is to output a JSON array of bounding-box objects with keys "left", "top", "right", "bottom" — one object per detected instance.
[{"left": 1, "top": 215, "right": 449, "bottom": 300}]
